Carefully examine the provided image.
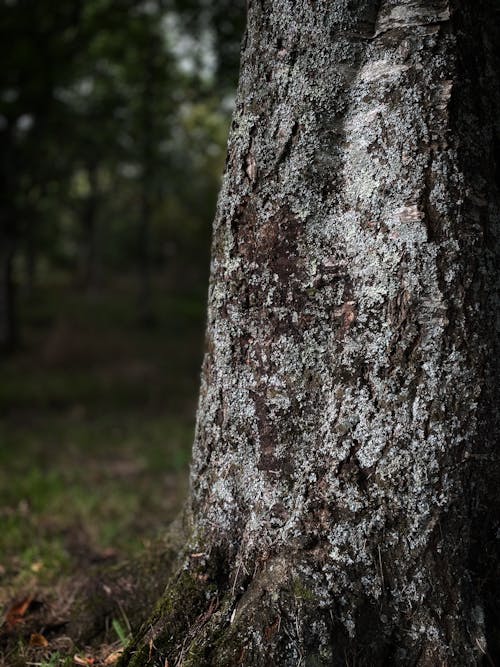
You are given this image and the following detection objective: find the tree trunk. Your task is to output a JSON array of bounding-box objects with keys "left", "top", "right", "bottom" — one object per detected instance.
[
  {"left": 0, "top": 235, "right": 17, "bottom": 353},
  {"left": 79, "top": 164, "right": 99, "bottom": 291},
  {"left": 121, "top": 1, "right": 500, "bottom": 665},
  {"left": 1, "top": 122, "right": 19, "bottom": 353},
  {"left": 137, "top": 38, "right": 156, "bottom": 327},
  {"left": 137, "top": 179, "right": 154, "bottom": 324},
  {"left": 24, "top": 224, "right": 37, "bottom": 298}
]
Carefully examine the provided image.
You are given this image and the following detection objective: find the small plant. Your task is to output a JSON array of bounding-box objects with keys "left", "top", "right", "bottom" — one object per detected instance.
[
  {"left": 112, "top": 618, "right": 130, "bottom": 646},
  {"left": 39, "top": 652, "right": 67, "bottom": 667},
  {"left": 40, "top": 657, "right": 57, "bottom": 667}
]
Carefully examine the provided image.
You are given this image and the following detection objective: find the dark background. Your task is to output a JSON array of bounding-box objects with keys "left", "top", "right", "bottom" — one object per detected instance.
[{"left": 0, "top": 0, "right": 244, "bottom": 652}]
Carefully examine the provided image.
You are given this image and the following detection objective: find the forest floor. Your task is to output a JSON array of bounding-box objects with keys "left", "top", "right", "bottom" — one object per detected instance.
[{"left": 0, "top": 274, "right": 206, "bottom": 666}]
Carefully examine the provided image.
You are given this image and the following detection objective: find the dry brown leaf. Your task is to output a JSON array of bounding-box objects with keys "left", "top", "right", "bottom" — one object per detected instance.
[
  {"left": 4, "top": 594, "right": 34, "bottom": 628},
  {"left": 104, "top": 649, "right": 124, "bottom": 665},
  {"left": 30, "top": 632, "right": 49, "bottom": 647},
  {"left": 73, "top": 655, "right": 94, "bottom": 665}
]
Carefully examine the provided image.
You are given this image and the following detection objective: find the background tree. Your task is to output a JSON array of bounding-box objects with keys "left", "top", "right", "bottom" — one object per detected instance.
[
  {"left": 0, "top": 0, "right": 245, "bottom": 347},
  {"left": 121, "top": 1, "right": 500, "bottom": 665},
  {"left": 0, "top": 2, "right": 85, "bottom": 349}
]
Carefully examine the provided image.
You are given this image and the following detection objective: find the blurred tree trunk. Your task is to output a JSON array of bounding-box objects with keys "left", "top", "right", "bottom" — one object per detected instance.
[
  {"left": 1, "top": 126, "right": 18, "bottom": 352},
  {"left": 79, "top": 163, "right": 99, "bottom": 291},
  {"left": 137, "top": 43, "right": 155, "bottom": 326},
  {"left": 138, "top": 172, "right": 153, "bottom": 324},
  {"left": 122, "top": 1, "right": 500, "bottom": 665},
  {"left": 0, "top": 235, "right": 17, "bottom": 352},
  {"left": 24, "top": 223, "right": 37, "bottom": 298}
]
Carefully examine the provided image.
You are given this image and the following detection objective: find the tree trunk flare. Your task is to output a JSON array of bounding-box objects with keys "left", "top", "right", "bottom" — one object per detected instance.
[{"left": 121, "top": 1, "right": 500, "bottom": 665}]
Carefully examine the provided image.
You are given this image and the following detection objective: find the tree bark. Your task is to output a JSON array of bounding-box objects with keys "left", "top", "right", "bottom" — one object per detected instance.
[{"left": 121, "top": 1, "right": 500, "bottom": 665}]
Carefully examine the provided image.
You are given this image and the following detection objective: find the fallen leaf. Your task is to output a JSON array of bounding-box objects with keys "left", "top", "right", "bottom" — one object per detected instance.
[
  {"left": 74, "top": 655, "right": 94, "bottom": 665},
  {"left": 30, "top": 633, "right": 49, "bottom": 647},
  {"left": 104, "top": 649, "right": 124, "bottom": 664},
  {"left": 4, "top": 594, "right": 34, "bottom": 628},
  {"left": 31, "top": 561, "right": 44, "bottom": 573}
]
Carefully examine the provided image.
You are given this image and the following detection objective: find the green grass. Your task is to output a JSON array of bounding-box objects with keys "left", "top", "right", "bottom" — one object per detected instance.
[{"left": 0, "top": 414, "right": 192, "bottom": 590}]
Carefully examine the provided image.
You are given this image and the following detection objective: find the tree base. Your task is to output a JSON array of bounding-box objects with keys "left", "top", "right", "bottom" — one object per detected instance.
[{"left": 119, "top": 540, "right": 488, "bottom": 667}]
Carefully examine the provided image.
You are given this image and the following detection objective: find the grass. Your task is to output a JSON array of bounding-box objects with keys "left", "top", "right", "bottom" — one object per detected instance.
[
  {"left": 0, "top": 273, "right": 206, "bottom": 665},
  {"left": 0, "top": 414, "right": 192, "bottom": 586}
]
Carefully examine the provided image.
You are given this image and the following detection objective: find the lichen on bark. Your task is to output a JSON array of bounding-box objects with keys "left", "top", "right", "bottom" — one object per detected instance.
[{"left": 120, "top": 1, "right": 500, "bottom": 665}]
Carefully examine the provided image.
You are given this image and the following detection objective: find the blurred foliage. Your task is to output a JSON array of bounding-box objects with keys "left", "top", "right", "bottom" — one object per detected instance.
[{"left": 0, "top": 0, "right": 245, "bottom": 340}]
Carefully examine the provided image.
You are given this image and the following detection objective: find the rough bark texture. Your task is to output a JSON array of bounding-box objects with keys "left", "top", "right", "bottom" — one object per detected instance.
[{"left": 121, "top": 1, "right": 500, "bottom": 665}]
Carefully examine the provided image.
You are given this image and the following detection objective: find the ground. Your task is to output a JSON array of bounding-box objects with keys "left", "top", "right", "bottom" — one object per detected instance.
[{"left": 0, "top": 273, "right": 205, "bottom": 666}]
